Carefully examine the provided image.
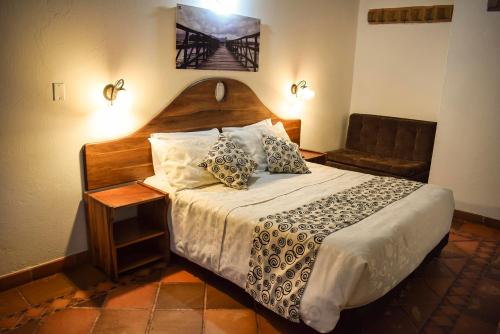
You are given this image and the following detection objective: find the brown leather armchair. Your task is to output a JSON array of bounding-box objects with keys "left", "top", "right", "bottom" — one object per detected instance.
[{"left": 327, "top": 114, "right": 437, "bottom": 182}]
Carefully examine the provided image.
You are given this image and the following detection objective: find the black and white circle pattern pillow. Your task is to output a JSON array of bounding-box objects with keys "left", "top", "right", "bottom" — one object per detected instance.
[
  {"left": 262, "top": 135, "right": 311, "bottom": 174},
  {"left": 199, "top": 134, "right": 257, "bottom": 189}
]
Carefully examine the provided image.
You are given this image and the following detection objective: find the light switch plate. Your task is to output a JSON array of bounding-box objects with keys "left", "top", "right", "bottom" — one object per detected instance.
[{"left": 52, "top": 83, "right": 65, "bottom": 101}]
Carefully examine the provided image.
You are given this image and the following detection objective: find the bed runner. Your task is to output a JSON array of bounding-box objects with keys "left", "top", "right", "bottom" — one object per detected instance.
[{"left": 245, "top": 176, "right": 423, "bottom": 322}]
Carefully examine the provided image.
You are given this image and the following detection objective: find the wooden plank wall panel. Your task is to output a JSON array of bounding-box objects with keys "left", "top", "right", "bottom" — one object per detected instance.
[
  {"left": 84, "top": 78, "right": 301, "bottom": 190},
  {"left": 368, "top": 5, "right": 453, "bottom": 24}
]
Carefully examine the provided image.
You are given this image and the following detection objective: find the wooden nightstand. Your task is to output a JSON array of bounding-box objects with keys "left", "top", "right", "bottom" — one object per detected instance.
[
  {"left": 84, "top": 183, "right": 170, "bottom": 280},
  {"left": 300, "top": 148, "right": 327, "bottom": 165}
]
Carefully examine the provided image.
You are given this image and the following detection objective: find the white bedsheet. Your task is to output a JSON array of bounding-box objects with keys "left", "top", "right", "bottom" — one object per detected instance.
[{"left": 144, "top": 163, "right": 454, "bottom": 333}]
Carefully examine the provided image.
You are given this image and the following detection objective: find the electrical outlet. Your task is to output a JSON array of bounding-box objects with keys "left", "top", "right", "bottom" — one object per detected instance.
[{"left": 52, "top": 83, "right": 65, "bottom": 101}]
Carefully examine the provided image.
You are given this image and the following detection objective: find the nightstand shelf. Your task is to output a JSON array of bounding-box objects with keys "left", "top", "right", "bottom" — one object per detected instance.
[
  {"left": 117, "top": 239, "right": 165, "bottom": 274},
  {"left": 85, "top": 183, "right": 170, "bottom": 280},
  {"left": 300, "top": 148, "right": 327, "bottom": 165},
  {"left": 114, "top": 217, "right": 165, "bottom": 249}
]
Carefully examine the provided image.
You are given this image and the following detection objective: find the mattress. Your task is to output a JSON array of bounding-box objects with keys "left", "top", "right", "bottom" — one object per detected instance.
[{"left": 144, "top": 163, "right": 454, "bottom": 333}]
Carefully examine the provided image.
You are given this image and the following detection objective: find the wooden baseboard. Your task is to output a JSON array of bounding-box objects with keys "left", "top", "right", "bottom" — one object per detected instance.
[
  {"left": 454, "top": 210, "right": 499, "bottom": 229},
  {"left": 0, "top": 250, "right": 90, "bottom": 291}
]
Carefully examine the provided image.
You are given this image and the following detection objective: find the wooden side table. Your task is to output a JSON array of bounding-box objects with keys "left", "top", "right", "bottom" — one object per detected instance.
[
  {"left": 84, "top": 183, "right": 169, "bottom": 280},
  {"left": 300, "top": 148, "right": 327, "bottom": 165}
]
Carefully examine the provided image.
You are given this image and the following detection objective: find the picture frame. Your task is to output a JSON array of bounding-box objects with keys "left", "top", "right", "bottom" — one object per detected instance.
[{"left": 176, "top": 4, "right": 261, "bottom": 72}]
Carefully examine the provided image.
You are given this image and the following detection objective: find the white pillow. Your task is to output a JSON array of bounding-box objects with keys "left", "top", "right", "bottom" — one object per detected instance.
[
  {"left": 148, "top": 136, "right": 220, "bottom": 190},
  {"left": 272, "top": 121, "right": 291, "bottom": 141},
  {"left": 221, "top": 119, "right": 272, "bottom": 133},
  {"left": 149, "top": 128, "right": 219, "bottom": 179},
  {"left": 151, "top": 128, "right": 219, "bottom": 139},
  {"left": 150, "top": 137, "right": 169, "bottom": 179},
  {"left": 222, "top": 119, "right": 291, "bottom": 170}
]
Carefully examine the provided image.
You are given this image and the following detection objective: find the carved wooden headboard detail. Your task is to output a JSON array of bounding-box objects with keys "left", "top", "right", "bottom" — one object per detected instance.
[{"left": 83, "top": 78, "right": 301, "bottom": 191}]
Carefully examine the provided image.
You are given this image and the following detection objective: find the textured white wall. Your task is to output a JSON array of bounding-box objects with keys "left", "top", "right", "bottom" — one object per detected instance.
[
  {"left": 350, "top": 0, "right": 453, "bottom": 121},
  {"left": 429, "top": 0, "right": 500, "bottom": 219},
  {"left": 0, "top": 0, "right": 359, "bottom": 276}
]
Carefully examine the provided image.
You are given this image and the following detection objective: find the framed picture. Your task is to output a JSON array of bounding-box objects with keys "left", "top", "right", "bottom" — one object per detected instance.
[
  {"left": 176, "top": 4, "right": 261, "bottom": 72},
  {"left": 488, "top": 0, "right": 500, "bottom": 11}
]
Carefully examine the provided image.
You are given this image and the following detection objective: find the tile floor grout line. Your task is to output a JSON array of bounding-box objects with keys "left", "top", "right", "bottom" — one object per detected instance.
[
  {"left": 419, "top": 257, "right": 462, "bottom": 331},
  {"left": 15, "top": 288, "right": 32, "bottom": 309},
  {"left": 144, "top": 281, "right": 162, "bottom": 334},
  {"left": 447, "top": 239, "right": 488, "bottom": 333},
  {"left": 202, "top": 281, "right": 207, "bottom": 334},
  {"left": 99, "top": 306, "right": 165, "bottom": 311},
  {"left": 421, "top": 235, "right": 490, "bottom": 333},
  {"left": 420, "top": 237, "right": 472, "bottom": 332},
  {"left": 88, "top": 309, "right": 102, "bottom": 334},
  {"left": 152, "top": 307, "right": 205, "bottom": 310},
  {"left": 31, "top": 321, "right": 40, "bottom": 334},
  {"left": 97, "top": 282, "right": 114, "bottom": 310},
  {"left": 253, "top": 301, "right": 260, "bottom": 334},
  {"left": 418, "top": 300, "right": 441, "bottom": 332}
]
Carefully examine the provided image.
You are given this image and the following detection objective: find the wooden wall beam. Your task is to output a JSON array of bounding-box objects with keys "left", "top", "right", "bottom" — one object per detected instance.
[{"left": 368, "top": 5, "right": 453, "bottom": 24}]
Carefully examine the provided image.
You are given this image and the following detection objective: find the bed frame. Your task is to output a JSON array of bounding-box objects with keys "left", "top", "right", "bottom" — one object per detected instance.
[
  {"left": 83, "top": 78, "right": 301, "bottom": 191},
  {"left": 81, "top": 77, "right": 449, "bottom": 327}
]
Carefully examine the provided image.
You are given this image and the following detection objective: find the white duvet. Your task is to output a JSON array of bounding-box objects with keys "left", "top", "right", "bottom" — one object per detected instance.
[{"left": 145, "top": 163, "right": 454, "bottom": 333}]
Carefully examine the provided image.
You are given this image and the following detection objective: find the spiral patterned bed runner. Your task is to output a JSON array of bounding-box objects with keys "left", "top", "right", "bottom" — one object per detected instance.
[{"left": 245, "top": 176, "right": 424, "bottom": 322}]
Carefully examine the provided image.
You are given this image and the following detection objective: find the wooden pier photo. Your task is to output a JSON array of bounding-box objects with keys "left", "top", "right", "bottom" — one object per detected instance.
[{"left": 176, "top": 4, "right": 260, "bottom": 72}]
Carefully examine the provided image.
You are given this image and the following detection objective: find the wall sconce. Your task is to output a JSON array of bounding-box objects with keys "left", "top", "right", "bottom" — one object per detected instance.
[
  {"left": 204, "top": 0, "right": 237, "bottom": 15},
  {"left": 215, "top": 81, "right": 226, "bottom": 102},
  {"left": 291, "top": 80, "right": 315, "bottom": 100},
  {"left": 103, "top": 79, "right": 125, "bottom": 105}
]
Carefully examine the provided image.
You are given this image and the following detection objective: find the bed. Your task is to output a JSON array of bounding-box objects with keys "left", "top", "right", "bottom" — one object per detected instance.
[{"left": 83, "top": 78, "right": 454, "bottom": 333}]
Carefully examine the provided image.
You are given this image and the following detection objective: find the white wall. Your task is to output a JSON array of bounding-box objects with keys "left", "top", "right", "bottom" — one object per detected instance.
[
  {"left": 429, "top": 0, "right": 500, "bottom": 219},
  {"left": 350, "top": 0, "right": 452, "bottom": 121},
  {"left": 0, "top": 0, "right": 359, "bottom": 276}
]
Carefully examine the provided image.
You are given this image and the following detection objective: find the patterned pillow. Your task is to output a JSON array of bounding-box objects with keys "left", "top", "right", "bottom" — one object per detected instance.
[
  {"left": 199, "top": 134, "right": 258, "bottom": 189},
  {"left": 262, "top": 135, "right": 311, "bottom": 174}
]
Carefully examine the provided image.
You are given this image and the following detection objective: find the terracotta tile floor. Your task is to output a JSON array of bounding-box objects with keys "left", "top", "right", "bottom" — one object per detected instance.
[{"left": 0, "top": 219, "right": 499, "bottom": 334}]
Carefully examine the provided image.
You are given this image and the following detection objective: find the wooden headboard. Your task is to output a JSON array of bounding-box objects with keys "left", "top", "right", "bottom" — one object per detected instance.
[{"left": 83, "top": 78, "right": 301, "bottom": 191}]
